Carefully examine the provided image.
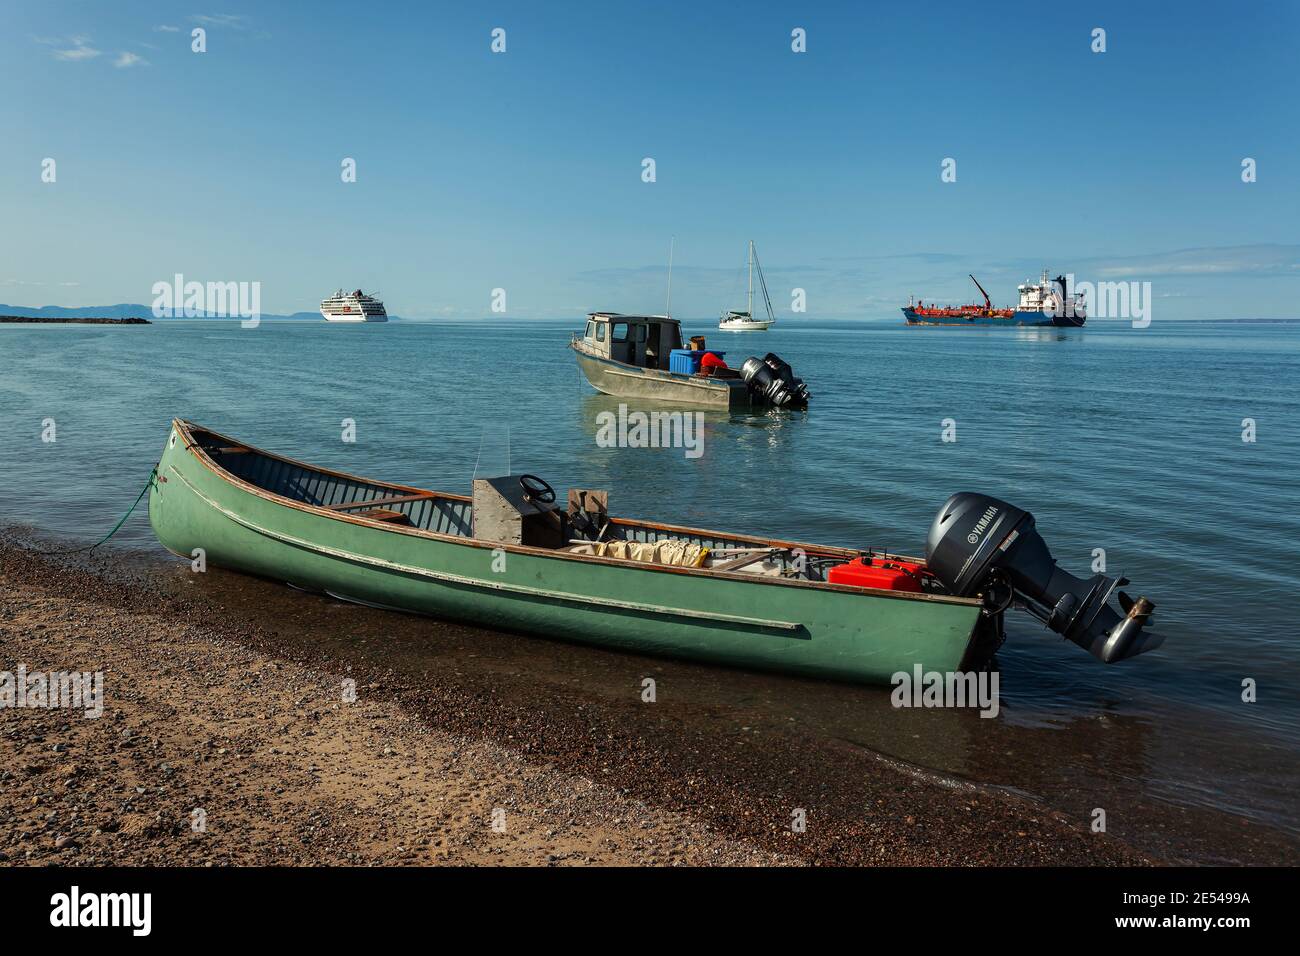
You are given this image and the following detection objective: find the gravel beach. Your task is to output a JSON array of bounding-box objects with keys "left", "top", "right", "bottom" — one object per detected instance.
[{"left": 0, "top": 538, "right": 1149, "bottom": 866}]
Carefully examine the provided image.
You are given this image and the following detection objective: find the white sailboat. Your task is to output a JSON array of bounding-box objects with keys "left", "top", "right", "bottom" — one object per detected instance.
[{"left": 719, "top": 240, "right": 775, "bottom": 332}]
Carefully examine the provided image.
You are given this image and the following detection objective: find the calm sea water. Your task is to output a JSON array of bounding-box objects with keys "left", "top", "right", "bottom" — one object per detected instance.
[{"left": 2, "top": 317, "right": 1298, "bottom": 861}]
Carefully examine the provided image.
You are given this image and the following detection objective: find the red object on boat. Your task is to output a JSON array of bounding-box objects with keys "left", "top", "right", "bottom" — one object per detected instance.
[
  {"left": 827, "top": 557, "right": 926, "bottom": 593},
  {"left": 700, "top": 352, "right": 728, "bottom": 370}
]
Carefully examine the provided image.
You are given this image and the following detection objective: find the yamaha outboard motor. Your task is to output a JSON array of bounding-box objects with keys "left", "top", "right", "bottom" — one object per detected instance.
[
  {"left": 741, "top": 353, "right": 811, "bottom": 408},
  {"left": 925, "top": 492, "right": 1162, "bottom": 663}
]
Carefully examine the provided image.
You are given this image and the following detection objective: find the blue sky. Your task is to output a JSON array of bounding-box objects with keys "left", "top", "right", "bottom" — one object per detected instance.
[{"left": 3, "top": 0, "right": 1297, "bottom": 319}]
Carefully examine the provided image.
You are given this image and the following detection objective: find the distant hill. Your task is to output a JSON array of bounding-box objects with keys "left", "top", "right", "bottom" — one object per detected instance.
[
  {"left": 0, "top": 304, "right": 402, "bottom": 321},
  {"left": 0, "top": 303, "right": 155, "bottom": 319}
]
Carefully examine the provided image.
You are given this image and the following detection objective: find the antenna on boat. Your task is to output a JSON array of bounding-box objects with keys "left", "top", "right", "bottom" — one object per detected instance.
[{"left": 665, "top": 235, "right": 675, "bottom": 319}]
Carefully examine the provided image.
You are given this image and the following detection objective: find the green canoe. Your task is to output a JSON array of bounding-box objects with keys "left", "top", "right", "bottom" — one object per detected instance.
[{"left": 148, "top": 420, "right": 996, "bottom": 684}]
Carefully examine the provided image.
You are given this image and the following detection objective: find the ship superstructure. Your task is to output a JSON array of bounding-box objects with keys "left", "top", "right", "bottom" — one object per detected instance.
[
  {"left": 320, "top": 289, "right": 388, "bottom": 322},
  {"left": 902, "top": 271, "right": 1085, "bottom": 327}
]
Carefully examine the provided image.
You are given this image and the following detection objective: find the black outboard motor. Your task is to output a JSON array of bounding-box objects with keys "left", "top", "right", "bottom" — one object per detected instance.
[
  {"left": 741, "top": 353, "right": 811, "bottom": 408},
  {"left": 925, "top": 492, "right": 1162, "bottom": 663}
]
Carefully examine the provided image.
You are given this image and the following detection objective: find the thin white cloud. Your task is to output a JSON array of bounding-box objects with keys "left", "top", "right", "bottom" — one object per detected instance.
[
  {"left": 192, "top": 14, "right": 249, "bottom": 29},
  {"left": 114, "top": 51, "right": 147, "bottom": 68},
  {"left": 828, "top": 244, "right": 1300, "bottom": 283},
  {"left": 154, "top": 25, "right": 181, "bottom": 32},
  {"left": 1083, "top": 244, "right": 1300, "bottom": 279},
  {"left": 51, "top": 36, "right": 102, "bottom": 61}
]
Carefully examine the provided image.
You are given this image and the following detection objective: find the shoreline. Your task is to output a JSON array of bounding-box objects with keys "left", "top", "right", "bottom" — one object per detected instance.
[
  {"left": 0, "top": 544, "right": 787, "bottom": 866},
  {"left": 0, "top": 316, "right": 150, "bottom": 325},
  {"left": 0, "top": 539, "right": 1154, "bottom": 866}
]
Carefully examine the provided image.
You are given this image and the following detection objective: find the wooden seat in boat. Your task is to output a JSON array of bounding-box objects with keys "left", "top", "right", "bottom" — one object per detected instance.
[
  {"left": 326, "top": 492, "right": 435, "bottom": 512},
  {"left": 710, "top": 550, "right": 779, "bottom": 572},
  {"left": 183, "top": 425, "right": 474, "bottom": 536},
  {"left": 356, "top": 508, "right": 412, "bottom": 525}
]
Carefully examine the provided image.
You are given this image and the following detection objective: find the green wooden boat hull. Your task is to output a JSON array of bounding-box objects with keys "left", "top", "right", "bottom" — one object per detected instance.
[{"left": 149, "top": 421, "right": 987, "bottom": 684}]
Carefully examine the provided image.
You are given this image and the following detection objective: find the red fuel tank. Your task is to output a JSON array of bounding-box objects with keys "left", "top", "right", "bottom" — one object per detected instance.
[{"left": 827, "top": 557, "right": 926, "bottom": 593}]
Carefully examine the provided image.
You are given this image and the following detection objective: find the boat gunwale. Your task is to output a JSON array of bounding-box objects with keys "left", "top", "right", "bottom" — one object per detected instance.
[{"left": 166, "top": 418, "right": 981, "bottom": 608}]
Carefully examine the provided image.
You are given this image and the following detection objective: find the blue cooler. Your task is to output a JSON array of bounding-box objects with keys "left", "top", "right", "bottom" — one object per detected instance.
[{"left": 669, "top": 349, "right": 725, "bottom": 375}]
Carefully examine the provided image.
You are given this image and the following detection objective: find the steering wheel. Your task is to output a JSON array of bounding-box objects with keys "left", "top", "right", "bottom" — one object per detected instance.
[{"left": 518, "top": 474, "right": 556, "bottom": 505}]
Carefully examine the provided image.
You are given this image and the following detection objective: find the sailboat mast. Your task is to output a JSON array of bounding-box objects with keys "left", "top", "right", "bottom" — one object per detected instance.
[{"left": 747, "top": 240, "right": 754, "bottom": 317}]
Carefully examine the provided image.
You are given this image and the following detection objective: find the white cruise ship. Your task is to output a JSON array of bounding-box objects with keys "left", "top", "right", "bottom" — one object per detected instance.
[{"left": 320, "top": 289, "right": 388, "bottom": 322}]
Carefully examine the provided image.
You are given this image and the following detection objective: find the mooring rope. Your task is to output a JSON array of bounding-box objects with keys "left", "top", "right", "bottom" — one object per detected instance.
[{"left": 23, "top": 467, "right": 159, "bottom": 556}]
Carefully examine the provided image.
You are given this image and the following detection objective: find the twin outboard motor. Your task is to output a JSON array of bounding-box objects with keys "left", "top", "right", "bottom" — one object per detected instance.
[
  {"left": 741, "top": 353, "right": 810, "bottom": 408},
  {"left": 925, "top": 492, "right": 1162, "bottom": 663}
]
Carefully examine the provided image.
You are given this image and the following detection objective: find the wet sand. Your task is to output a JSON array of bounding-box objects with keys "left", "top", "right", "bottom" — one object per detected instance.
[{"left": 2, "top": 538, "right": 1158, "bottom": 865}]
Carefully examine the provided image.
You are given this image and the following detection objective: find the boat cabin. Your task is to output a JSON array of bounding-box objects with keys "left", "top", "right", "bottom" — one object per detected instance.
[{"left": 580, "top": 312, "right": 683, "bottom": 371}]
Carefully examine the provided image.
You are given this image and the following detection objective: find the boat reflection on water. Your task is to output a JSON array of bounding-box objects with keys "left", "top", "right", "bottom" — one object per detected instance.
[
  {"left": 1011, "top": 327, "right": 1078, "bottom": 344},
  {"left": 573, "top": 393, "right": 810, "bottom": 535},
  {"left": 576, "top": 393, "right": 805, "bottom": 450},
  {"left": 573, "top": 393, "right": 814, "bottom": 524}
]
